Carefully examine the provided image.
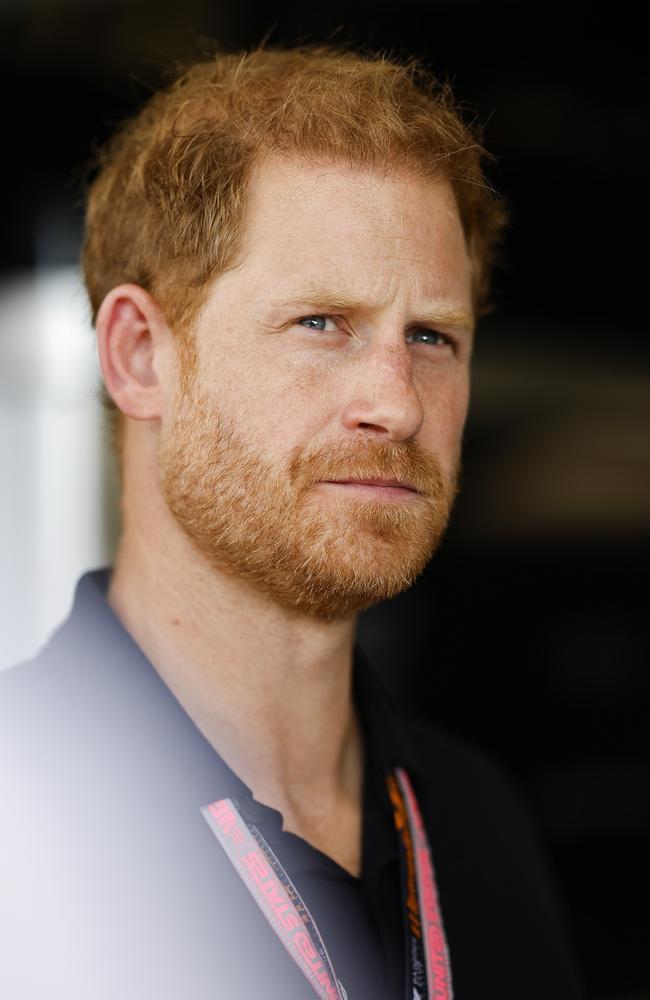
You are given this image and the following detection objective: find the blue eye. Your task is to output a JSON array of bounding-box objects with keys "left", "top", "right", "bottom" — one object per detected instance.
[
  {"left": 406, "top": 328, "right": 449, "bottom": 347},
  {"left": 298, "top": 315, "right": 335, "bottom": 331}
]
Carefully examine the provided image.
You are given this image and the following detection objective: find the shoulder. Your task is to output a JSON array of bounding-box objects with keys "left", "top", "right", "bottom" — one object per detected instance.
[
  {"left": 403, "top": 712, "right": 575, "bottom": 936},
  {"left": 0, "top": 650, "right": 62, "bottom": 745},
  {"left": 403, "top": 712, "right": 551, "bottom": 871},
  {"left": 401, "top": 714, "right": 585, "bottom": 995},
  {"left": 0, "top": 568, "right": 131, "bottom": 754},
  {"left": 407, "top": 712, "right": 511, "bottom": 781},
  {"left": 0, "top": 625, "right": 78, "bottom": 723},
  {"left": 0, "top": 568, "right": 109, "bottom": 715},
  {"left": 0, "top": 644, "right": 86, "bottom": 813},
  {"left": 406, "top": 714, "right": 533, "bottom": 820},
  {"left": 399, "top": 711, "right": 561, "bottom": 897},
  {"left": 0, "top": 588, "right": 121, "bottom": 787}
]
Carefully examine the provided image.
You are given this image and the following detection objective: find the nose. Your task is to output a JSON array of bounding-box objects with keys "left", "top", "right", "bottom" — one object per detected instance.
[{"left": 339, "top": 342, "right": 424, "bottom": 441}]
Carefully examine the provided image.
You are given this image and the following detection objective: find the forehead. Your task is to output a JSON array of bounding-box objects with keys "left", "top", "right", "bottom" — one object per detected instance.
[{"left": 232, "top": 155, "right": 472, "bottom": 304}]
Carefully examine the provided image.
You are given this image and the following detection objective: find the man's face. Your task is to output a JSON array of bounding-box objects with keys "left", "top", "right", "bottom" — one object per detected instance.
[{"left": 158, "top": 156, "right": 474, "bottom": 621}]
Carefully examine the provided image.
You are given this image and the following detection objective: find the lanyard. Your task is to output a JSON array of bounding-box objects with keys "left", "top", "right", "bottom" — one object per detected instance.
[{"left": 201, "top": 766, "right": 453, "bottom": 1000}]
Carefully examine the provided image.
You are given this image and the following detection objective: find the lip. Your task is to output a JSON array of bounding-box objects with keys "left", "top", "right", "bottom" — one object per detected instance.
[{"left": 320, "top": 479, "right": 421, "bottom": 494}]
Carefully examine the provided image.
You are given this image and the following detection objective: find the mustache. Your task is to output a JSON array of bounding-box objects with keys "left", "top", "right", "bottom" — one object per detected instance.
[{"left": 288, "top": 437, "right": 453, "bottom": 500}]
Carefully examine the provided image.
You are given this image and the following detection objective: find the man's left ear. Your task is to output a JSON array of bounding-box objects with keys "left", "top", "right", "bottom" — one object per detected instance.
[{"left": 95, "top": 284, "right": 176, "bottom": 422}]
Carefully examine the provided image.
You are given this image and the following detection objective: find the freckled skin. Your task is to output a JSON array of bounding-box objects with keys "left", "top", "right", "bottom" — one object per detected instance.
[
  {"left": 157, "top": 155, "right": 475, "bottom": 621},
  {"left": 165, "top": 157, "right": 471, "bottom": 492}
]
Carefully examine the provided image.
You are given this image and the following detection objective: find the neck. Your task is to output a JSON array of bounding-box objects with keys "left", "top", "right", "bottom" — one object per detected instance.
[{"left": 108, "top": 473, "right": 363, "bottom": 868}]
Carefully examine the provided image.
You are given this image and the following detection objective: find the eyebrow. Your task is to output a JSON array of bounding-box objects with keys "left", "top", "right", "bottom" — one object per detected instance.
[{"left": 269, "top": 284, "right": 475, "bottom": 333}]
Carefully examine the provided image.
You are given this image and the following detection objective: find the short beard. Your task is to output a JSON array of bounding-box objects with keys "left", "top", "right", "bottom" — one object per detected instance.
[{"left": 159, "top": 381, "right": 460, "bottom": 622}]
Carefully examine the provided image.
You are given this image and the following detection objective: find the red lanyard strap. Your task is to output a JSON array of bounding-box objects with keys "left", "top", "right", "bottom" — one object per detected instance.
[
  {"left": 201, "top": 797, "right": 348, "bottom": 1000},
  {"left": 386, "top": 767, "right": 454, "bottom": 1000},
  {"left": 201, "top": 767, "right": 453, "bottom": 1000}
]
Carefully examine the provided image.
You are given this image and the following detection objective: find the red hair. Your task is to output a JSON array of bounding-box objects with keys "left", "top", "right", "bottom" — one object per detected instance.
[{"left": 82, "top": 42, "right": 507, "bottom": 439}]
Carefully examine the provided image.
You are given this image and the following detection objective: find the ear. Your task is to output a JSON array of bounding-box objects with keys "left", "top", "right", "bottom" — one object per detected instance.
[{"left": 96, "top": 284, "right": 174, "bottom": 421}]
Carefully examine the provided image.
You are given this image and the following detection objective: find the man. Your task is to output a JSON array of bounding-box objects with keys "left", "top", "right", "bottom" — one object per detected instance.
[{"left": 0, "top": 44, "right": 584, "bottom": 999}]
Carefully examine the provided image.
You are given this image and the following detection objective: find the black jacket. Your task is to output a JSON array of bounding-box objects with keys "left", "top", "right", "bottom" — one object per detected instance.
[{"left": 0, "top": 570, "right": 585, "bottom": 999}]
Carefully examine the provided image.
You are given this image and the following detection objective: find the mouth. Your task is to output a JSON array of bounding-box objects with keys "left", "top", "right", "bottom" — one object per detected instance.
[{"left": 319, "top": 478, "right": 422, "bottom": 497}]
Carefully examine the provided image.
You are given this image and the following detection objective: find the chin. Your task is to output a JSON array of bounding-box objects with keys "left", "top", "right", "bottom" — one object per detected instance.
[{"left": 255, "top": 543, "right": 439, "bottom": 623}]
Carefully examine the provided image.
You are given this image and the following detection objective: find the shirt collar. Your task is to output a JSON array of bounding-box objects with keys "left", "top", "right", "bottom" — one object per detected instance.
[
  {"left": 353, "top": 644, "right": 424, "bottom": 799},
  {"left": 46, "top": 568, "right": 246, "bottom": 809},
  {"left": 50, "top": 568, "right": 423, "bottom": 815}
]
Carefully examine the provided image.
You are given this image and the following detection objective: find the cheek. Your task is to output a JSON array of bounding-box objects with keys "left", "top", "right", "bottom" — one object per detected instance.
[
  {"left": 419, "top": 372, "right": 470, "bottom": 463},
  {"left": 211, "top": 350, "right": 331, "bottom": 443}
]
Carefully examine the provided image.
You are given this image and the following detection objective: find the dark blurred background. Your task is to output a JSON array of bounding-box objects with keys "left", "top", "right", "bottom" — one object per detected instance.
[{"left": 0, "top": 1, "right": 648, "bottom": 996}]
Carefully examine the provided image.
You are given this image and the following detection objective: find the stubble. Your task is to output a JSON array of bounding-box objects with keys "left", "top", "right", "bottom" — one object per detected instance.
[{"left": 159, "top": 382, "right": 460, "bottom": 622}]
